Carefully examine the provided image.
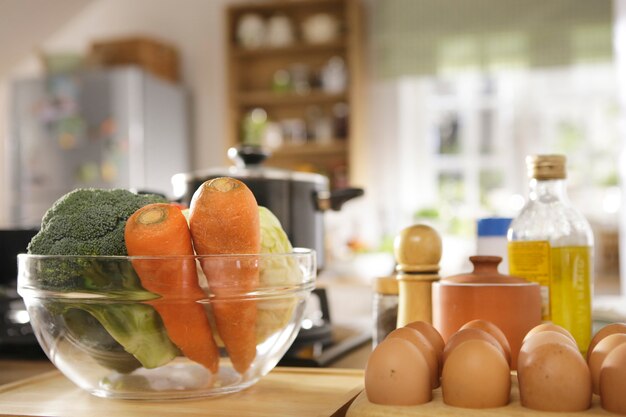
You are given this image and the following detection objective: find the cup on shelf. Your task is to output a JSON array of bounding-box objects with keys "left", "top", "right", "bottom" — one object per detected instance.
[
  {"left": 241, "top": 108, "right": 268, "bottom": 146},
  {"left": 314, "top": 116, "right": 334, "bottom": 144},
  {"left": 332, "top": 102, "right": 349, "bottom": 139},
  {"left": 262, "top": 122, "right": 283, "bottom": 150},
  {"left": 302, "top": 13, "right": 340, "bottom": 44},
  {"left": 321, "top": 56, "right": 347, "bottom": 93},
  {"left": 266, "top": 14, "right": 296, "bottom": 48},
  {"left": 272, "top": 69, "right": 291, "bottom": 92},
  {"left": 281, "top": 118, "right": 307, "bottom": 145},
  {"left": 237, "top": 14, "right": 266, "bottom": 49},
  {"left": 305, "top": 106, "right": 332, "bottom": 144},
  {"left": 290, "top": 64, "right": 311, "bottom": 95}
]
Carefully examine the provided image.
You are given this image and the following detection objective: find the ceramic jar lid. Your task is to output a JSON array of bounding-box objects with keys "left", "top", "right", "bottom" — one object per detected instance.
[{"left": 443, "top": 256, "right": 530, "bottom": 285}]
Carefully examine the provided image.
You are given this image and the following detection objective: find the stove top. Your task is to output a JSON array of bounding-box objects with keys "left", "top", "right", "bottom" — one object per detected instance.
[
  {"left": 0, "top": 287, "right": 44, "bottom": 359},
  {"left": 279, "top": 323, "right": 370, "bottom": 367}
]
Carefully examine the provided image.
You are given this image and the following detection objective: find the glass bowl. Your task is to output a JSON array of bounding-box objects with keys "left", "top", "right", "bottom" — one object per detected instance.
[{"left": 17, "top": 249, "right": 316, "bottom": 400}]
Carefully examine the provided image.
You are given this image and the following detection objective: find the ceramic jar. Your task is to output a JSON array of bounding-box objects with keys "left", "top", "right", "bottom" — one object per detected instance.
[{"left": 432, "top": 256, "right": 542, "bottom": 369}]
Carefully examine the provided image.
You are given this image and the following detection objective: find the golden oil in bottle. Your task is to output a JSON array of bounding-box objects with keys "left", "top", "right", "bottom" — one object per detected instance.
[{"left": 508, "top": 155, "right": 593, "bottom": 354}]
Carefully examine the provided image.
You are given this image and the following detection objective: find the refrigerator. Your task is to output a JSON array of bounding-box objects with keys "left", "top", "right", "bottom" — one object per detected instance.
[{"left": 7, "top": 67, "right": 190, "bottom": 228}]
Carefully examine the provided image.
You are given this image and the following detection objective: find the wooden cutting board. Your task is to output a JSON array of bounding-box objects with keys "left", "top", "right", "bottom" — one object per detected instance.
[
  {"left": 0, "top": 367, "right": 363, "bottom": 417},
  {"left": 346, "top": 376, "right": 610, "bottom": 417}
]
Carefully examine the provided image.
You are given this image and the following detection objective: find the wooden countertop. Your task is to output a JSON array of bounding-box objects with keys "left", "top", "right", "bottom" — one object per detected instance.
[
  {"left": 0, "top": 359, "right": 55, "bottom": 386},
  {"left": 0, "top": 366, "right": 363, "bottom": 417}
]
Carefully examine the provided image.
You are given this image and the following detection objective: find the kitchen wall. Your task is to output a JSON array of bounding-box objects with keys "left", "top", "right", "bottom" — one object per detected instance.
[
  {"left": 4, "top": 0, "right": 619, "bottom": 290},
  {"left": 0, "top": 0, "right": 266, "bottom": 227},
  {"left": 614, "top": 0, "right": 626, "bottom": 295}
]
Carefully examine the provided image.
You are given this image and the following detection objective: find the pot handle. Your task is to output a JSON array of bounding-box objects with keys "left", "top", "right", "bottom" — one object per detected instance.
[{"left": 316, "top": 187, "right": 364, "bottom": 211}]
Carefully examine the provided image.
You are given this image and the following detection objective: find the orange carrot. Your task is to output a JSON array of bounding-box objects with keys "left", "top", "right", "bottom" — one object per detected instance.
[
  {"left": 124, "top": 203, "right": 219, "bottom": 373},
  {"left": 188, "top": 177, "right": 260, "bottom": 374}
]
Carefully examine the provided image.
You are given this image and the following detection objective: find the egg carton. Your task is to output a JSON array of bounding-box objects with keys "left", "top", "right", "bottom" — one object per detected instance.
[{"left": 346, "top": 375, "right": 611, "bottom": 417}]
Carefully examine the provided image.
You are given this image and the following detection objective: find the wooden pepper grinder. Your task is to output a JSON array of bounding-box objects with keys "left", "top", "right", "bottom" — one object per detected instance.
[{"left": 394, "top": 224, "right": 442, "bottom": 327}]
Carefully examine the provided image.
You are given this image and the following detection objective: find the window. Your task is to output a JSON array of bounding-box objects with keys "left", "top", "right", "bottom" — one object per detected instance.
[{"left": 364, "top": 0, "right": 620, "bottom": 276}]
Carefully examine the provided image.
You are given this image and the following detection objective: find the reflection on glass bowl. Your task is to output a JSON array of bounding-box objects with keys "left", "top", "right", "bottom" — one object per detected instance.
[{"left": 17, "top": 249, "right": 315, "bottom": 400}]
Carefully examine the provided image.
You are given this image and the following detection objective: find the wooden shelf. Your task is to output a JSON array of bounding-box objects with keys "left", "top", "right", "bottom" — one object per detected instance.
[
  {"left": 234, "top": 40, "right": 347, "bottom": 57},
  {"left": 226, "top": 0, "right": 364, "bottom": 186},
  {"left": 269, "top": 141, "right": 348, "bottom": 158},
  {"left": 237, "top": 90, "right": 348, "bottom": 107}
]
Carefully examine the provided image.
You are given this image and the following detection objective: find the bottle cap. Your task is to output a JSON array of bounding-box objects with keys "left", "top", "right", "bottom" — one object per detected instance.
[
  {"left": 526, "top": 154, "right": 566, "bottom": 180},
  {"left": 375, "top": 276, "right": 399, "bottom": 295},
  {"left": 477, "top": 217, "right": 512, "bottom": 237}
]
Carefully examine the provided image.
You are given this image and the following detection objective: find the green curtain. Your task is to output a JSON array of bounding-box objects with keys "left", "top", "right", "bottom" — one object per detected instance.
[{"left": 371, "top": 0, "right": 613, "bottom": 78}]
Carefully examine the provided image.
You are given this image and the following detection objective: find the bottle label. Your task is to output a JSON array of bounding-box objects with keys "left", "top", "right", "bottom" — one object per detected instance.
[{"left": 508, "top": 241, "right": 551, "bottom": 320}]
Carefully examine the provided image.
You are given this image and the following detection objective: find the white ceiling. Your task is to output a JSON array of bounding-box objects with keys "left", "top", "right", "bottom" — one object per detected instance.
[{"left": 0, "top": 0, "right": 95, "bottom": 76}]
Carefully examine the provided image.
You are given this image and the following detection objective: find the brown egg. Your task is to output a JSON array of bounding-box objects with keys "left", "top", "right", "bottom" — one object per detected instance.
[
  {"left": 589, "top": 333, "right": 626, "bottom": 394},
  {"left": 461, "top": 319, "right": 512, "bottom": 366},
  {"left": 587, "top": 322, "right": 626, "bottom": 361},
  {"left": 523, "top": 323, "right": 577, "bottom": 348},
  {"left": 404, "top": 320, "right": 444, "bottom": 371},
  {"left": 443, "top": 328, "right": 506, "bottom": 364},
  {"left": 387, "top": 327, "right": 439, "bottom": 388},
  {"left": 364, "top": 337, "right": 432, "bottom": 405},
  {"left": 517, "top": 338, "right": 591, "bottom": 412},
  {"left": 441, "top": 339, "right": 511, "bottom": 408},
  {"left": 600, "top": 342, "right": 626, "bottom": 415},
  {"left": 518, "top": 330, "right": 579, "bottom": 370}
]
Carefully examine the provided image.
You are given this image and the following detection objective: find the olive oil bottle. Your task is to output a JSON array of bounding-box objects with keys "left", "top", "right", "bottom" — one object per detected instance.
[{"left": 508, "top": 155, "right": 593, "bottom": 354}]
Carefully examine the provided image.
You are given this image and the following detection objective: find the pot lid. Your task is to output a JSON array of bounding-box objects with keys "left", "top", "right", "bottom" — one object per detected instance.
[{"left": 172, "top": 146, "right": 329, "bottom": 186}]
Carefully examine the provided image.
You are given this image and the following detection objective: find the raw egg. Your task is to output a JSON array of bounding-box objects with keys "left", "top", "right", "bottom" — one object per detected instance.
[
  {"left": 522, "top": 323, "right": 577, "bottom": 348},
  {"left": 600, "top": 342, "right": 626, "bottom": 415},
  {"left": 587, "top": 322, "right": 626, "bottom": 361},
  {"left": 404, "top": 320, "right": 444, "bottom": 371},
  {"left": 461, "top": 319, "right": 511, "bottom": 366},
  {"left": 441, "top": 339, "right": 511, "bottom": 408},
  {"left": 517, "top": 334, "right": 591, "bottom": 412},
  {"left": 443, "top": 328, "right": 506, "bottom": 365},
  {"left": 589, "top": 333, "right": 626, "bottom": 394},
  {"left": 364, "top": 337, "right": 432, "bottom": 405},
  {"left": 387, "top": 327, "right": 439, "bottom": 388},
  {"left": 518, "top": 330, "right": 579, "bottom": 369}
]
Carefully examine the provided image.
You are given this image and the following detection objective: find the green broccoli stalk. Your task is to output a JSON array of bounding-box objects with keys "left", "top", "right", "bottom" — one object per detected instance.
[
  {"left": 66, "top": 303, "right": 179, "bottom": 369},
  {"left": 27, "top": 188, "right": 179, "bottom": 370},
  {"left": 62, "top": 308, "right": 143, "bottom": 374}
]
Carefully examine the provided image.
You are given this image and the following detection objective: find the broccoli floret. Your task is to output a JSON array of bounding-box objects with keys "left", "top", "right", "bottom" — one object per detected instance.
[
  {"left": 28, "top": 188, "right": 166, "bottom": 256},
  {"left": 27, "top": 188, "right": 166, "bottom": 292},
  {"left": 26, "top": 188, "right": 179, "bottom": 370}
]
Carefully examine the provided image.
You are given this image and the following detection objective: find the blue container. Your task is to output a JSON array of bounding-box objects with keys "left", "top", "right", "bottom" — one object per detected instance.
[
  {"left": 477, "top": 217, "right": 512, "bottom": 237},
  {"left": 476, "top": 217, "right": 513, "bottom": 272}
]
